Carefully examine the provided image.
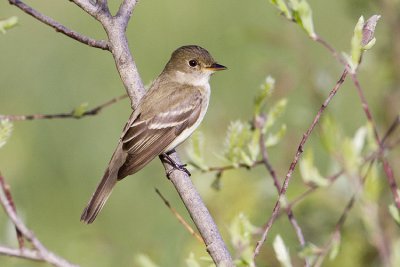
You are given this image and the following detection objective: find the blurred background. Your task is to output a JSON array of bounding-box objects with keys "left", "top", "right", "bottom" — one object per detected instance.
[{"left": 1, "top": 0, "right": 399, "bottom": 266}]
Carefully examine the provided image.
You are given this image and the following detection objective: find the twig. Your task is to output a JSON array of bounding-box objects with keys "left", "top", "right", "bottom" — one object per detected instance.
[
  {"left": 8, "top": 0, "right": 110, "bottom": 50},
  {"left": 0, "top": 173, "right": 79, "bottom": 267},
  {"left": 382, "top": 115, "right": 400, "bottom": 144},
  {"left": 255, "top": 115, "right": 309, "bottom": 266},
  {"left": 155, "top": 188, "right": 203, "bottom": 244},
  {"left": 253, "top": 68, "right": 349, "bottom": 258},
  {"left": 0, "top": 175, "right": 24, "bottom": 248},
  {"left": 351, "top": 73, "right": 400, "bottom": 209},
  {"left": 0, "top": 94, "right": 128, "bottom": 121}
]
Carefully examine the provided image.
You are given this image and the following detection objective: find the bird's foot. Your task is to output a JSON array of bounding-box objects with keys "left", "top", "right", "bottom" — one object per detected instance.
[{"left": 160, "top": 152, "right": 191, "bottom": 179}]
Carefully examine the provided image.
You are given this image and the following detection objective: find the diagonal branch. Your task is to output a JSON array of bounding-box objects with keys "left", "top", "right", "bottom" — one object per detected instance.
[
  {"left": 0, "top": 173, "right": 79, "bottom": 267},
  {"left": 9, "top": 0, "right": 110, "bottom": 50},
  {"left": 253, "top": 68, "right": 349, "bottom": 258}
]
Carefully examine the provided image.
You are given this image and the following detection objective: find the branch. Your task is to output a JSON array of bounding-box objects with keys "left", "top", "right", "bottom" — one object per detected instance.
[
  {"left": 8, "top": 0, "right": 109, "bottom": 50},
  {"left": 159, "top": 153, "right": 234, "bottom": 265},
  {"left": 0, "top": 94, "right": 128, "bottom": 121},
  {"left": 0, "top": 173, "right": 79, "bottom": 267},
  {"left": 351, "top": 73, "right": 400, "bottom": 209},
  {"left": 116, "top": 0, "right": 139, "bottom": 29},
  {"left": 155, "top": 188, "right": 203, "bottom": 244},
  {"left": 253, "top": 68, "right": 349, "bottom": 258}
]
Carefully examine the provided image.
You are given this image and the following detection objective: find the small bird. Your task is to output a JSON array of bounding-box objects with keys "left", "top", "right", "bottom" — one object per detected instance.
[{"left": 81, "top": 45, "right": 226, "bottom": 223}]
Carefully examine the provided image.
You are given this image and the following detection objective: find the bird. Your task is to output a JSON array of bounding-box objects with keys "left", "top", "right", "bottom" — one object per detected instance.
[{"left": 81, "top": 45, "right": 226, "bottom": 223}]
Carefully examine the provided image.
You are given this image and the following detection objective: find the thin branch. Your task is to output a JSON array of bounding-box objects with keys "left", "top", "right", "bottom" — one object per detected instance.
[
  {"left": 8, "top": 0, "right": 110, "bottom": 50},
  {"left": 351, "top": 73, "right": 400, "bottom": 209},
  {"left": 253, "top": 68, "right": 349, "bottom": 258},
  {"left": 0, "top": 246, "right": 42, "bottom": 261},
  {"left": 155, "top": 188, "right": 203, "bottom": 244},
  {"left": 0, "top": 173, "right": 79, "bottom": 267},
  {"left": 0, "top": 94, "right": 128, "bottom": 121},
  {"left": 116, "top": 0, "right": 139, "bottom": 29},
  {"left": 69, "top": 0, "right": 101, "bottom": 18},
  {"left": 382, "top": 115, "right": 400, "bottom": 144},
  {"left": 0, "top": 175, "right": 24, "bottom": 248},
  {"left": 255, "top": 115, "right": 309, "bottom": 266}
]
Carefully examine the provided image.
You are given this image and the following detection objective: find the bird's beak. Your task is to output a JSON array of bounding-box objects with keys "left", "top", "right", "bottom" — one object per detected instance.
[{"left": 206, "top": 63, "right": 227, "bottom": 71}]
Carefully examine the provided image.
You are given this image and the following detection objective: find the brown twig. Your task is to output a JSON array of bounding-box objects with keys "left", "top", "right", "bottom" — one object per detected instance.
[
  {"left": 8, "top": 0, "right": 110, "bottom": 50},
  {"left": 255, "top": 115, "right": 309, "bottom": 266},
  {"left": 0, "top": 173, "right": 79, "bottom": 267},
  {"left": 0, "top": 175, "right": 24, "bottom": 248},
  {"left": 351, "top": 73, "right": 400, "bottom": 209},
  {"left": 253, "top": 68, "right": 349, "bottom": 258},
  {"left": 155, "top": 188, "right": 203, "bottom": 244},
  {"left": 0, "top": 94, "right": 128, "bottom": 121}
]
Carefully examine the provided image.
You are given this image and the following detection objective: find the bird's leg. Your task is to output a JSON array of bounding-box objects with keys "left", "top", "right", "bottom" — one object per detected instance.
[{"left": 160, "top": 150, "right": 191, "bottom": 178}]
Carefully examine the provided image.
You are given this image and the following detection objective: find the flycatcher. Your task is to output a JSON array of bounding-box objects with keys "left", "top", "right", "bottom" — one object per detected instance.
[{"left": 81, "top": 45, "right": 226, "bottom": 223}]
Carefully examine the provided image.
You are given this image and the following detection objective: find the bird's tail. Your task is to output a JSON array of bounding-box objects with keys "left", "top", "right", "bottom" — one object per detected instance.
[{"left": 80, "top": 167, "right": 118, "bottom": 224}]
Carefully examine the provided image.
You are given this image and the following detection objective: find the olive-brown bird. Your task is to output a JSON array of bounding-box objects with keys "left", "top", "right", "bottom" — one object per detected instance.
[{"left": 81, "top": 45, "right": 226, "bottom": 223}]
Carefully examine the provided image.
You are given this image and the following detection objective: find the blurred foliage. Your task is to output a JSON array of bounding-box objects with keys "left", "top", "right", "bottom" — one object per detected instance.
[
  {"left": 0, "top": 16, "right": 18, "bottom": 34},
  {"left": 1, "top": 0, "right": 400, "bottom": 267}
]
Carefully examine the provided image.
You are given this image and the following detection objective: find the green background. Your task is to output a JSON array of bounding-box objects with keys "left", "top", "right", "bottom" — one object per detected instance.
[{"left": 1, "top": 0, "right": 399, "bottom": 266}]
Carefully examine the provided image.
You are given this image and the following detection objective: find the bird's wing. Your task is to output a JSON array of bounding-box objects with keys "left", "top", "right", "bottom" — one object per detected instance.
[{"left": 117, "top": 89, "right": 203, "bottom": 179}]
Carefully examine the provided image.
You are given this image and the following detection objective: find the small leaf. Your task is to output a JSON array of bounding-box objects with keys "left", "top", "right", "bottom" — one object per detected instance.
[
  {"left": 0, "top": 16, "right": 18, "bottom": 34},
  {"left": 135, "top": 254, "right": 160, "bottom": 267},
  {"left": 329, "top": 234, "right": 341, "bottom": 260},
  {"left": 273, "top": 235, "right": 293, "bottom": 267},
  {"left": 349, "top": 16, "right": 365, "bottom": 71},
  {"left": 363, "top": 162, "right": 382, "bottom": 201},
  {"left": 254, "top": 76, "right": 275, "bottom": 116},
  {"left": 389, "top": 204, "right": 400, "bottom": 226},
  {"left": 223, "top": 121, "right": 252, "bottom": 167},
  {"left": 229, "top": 213, "right": 258, "bottom": 266},
  {"left": 248, "top": 129, "right": 260, "bottom": 162},
  {"left": 299, "top": 150, "right": 328, "bottom": 187},
  {"left": 0, "top": 119, "right": 13, "bottom": 149},
  {"left": 320, "top": 116, "right": 341, "bottom": 153},
  {"left": 72, "top": 102, "right": 89, "bottom": 118},
  {"left": 270, "top": 0, "right": 293, "bottom": 20},
  {"left": 264, "top": 99, "right": 287, "bottom": 133},
  {"left": 265, "top": 124, "right": 287, "bottom": 147},
  {"left": 352, "top": 126, "right": 367, "bottom": 155},
  {"left": 289, "top": 0, "right": 316, "bottom": 38}
]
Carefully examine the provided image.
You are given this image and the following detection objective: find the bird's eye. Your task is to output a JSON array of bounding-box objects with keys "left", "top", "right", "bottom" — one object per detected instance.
[{"left": 188, "top": 60, "right": 198, "bottom": 67}]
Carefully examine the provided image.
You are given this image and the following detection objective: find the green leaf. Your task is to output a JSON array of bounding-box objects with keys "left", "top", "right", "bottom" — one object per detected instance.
[
  {"left": 299, "top": 150, "right": 328, "bottom": 187},
  {"left": 329, "top": 234, "right": 341, "bottom": 260},
  {"left": 254, "top": 76, "right": 275, "bottom": 116},
  {"left": 0, "top": 16, "right": 18, "bottom": 34},
  {"left": 320, "top": 116, "right": 341, "bottom": 153},
  {"left": 186, "top": 132, "right": 208, "bottom": 171},
  {"left": 265, "top": 124, "right": 287, "bottom": 147},
  {"left": 72, "top": 102, "right": 89, "bottom": 118},
  {"left": 389, "top": 204, "right": 400, "bottom": 226},
  {"left": 270, "top": 0, "right": 293, "bottom": 20},
  {"left": 289, "top": 0, "right": 316, "bottom": 38},
  {"left": 229, "top": 213, "right": 258, "bottom": 266},
  {"left": 0, "top": 119, "right": 13, "bottom": 149},
  {"left": 223, "top": 121, "right": 252, "bottom": 167},
  {"left": 264, "top": 99, "right": 287, "bottom": 133},
  {"left": 363, "top": 162, "right": 382, "bottom": 201},
  {"left": 273, "top": 235, "right": 293, "bottom": 267},
  {"left": 135, "top": 254, "right": 160, "bottom": 267},
  {"left": 248, "top": 129, "right": 260, "bottom": 162}
]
